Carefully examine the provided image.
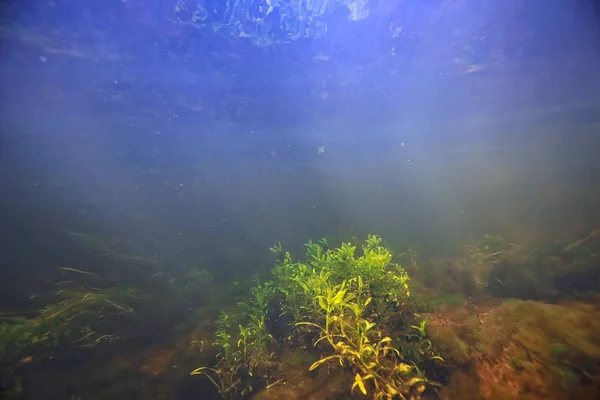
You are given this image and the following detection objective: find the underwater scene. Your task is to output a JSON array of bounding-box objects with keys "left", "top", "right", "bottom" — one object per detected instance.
[{"left": 1, "top": 1, "right": 600, "bottom": 399}]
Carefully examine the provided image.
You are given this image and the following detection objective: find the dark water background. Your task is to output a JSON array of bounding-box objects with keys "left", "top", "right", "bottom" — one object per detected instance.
[{"left": 1, "top": 0, "right": 600, "bottom": 325}]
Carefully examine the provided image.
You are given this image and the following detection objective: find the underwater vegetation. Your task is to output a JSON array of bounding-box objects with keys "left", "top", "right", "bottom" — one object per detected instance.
[
  {"left": 0, "top": 232, "right": 215, "bottom": 398},
  {"left": 427, "top": 299, "right": 600, "bottom": 400},
  {"left": 2, "top": 230, "right": 600, "bottom": 400},
  {"left": 402, "top": 230, "right": 600, "bottom": 399},
  {"left": 0, "top": 282, "right": 148, "bottom": 360},
  {"left": 191, "top": 235, "right": 444, "bottom": 400},
  {"left": 411, "top": 231, "right": 600, "bottom": 303}
]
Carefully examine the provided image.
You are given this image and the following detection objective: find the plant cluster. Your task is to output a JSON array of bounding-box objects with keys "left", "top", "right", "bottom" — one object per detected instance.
[
  {"left": 0, "top": 230, "right": 221, "bottom": 398},
  {"left": 0, "top": 281, "right": 153, "bottom": 398},
  {"left": 1, "top": 263, "right": 215, "bottom": 359},
  {"left": 0, "top": 284, "right": 148, "bottom": 361},
  {"left": 191, "top": 280, "right": 277, "bottom": 398},
  {"left": 0, "top": 260, "right": 215, "bottom": 400},
  {"left": 193, "top": 235, "right": 442, "bottom": 399}
]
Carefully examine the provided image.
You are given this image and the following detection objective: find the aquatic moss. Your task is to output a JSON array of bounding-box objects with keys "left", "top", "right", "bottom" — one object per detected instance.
[{"left": 427, "top": 299, "right": 600, "bottom": 399}]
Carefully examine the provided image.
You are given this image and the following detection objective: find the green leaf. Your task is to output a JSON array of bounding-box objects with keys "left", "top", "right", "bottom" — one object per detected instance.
[
  {"left": 363, "top": 321, "right": 376, "bottom": 331},
  {"left": 352, "top": 373, "right": 367, "bottom": 395},
  {"left": 316, "top": 296, "right": 327, "bottom": 311},
  {"left": 406, "top": 377, "right": 426, "bottom": 387},
  {"left": 332, "top": 289, "right": 347, "bottom": 305},
  {"left": 308, "top": 355, "right": 340, "bottom": 371}
]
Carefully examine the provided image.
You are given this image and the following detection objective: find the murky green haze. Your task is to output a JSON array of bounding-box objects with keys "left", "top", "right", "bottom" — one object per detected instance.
[{"left": 2, "top": 108, "right": 598, "bottom": 307}]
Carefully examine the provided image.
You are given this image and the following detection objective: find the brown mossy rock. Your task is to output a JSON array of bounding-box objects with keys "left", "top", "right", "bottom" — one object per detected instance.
[{"left": 427, "top": 299, "right": 600, "bottom": 400}]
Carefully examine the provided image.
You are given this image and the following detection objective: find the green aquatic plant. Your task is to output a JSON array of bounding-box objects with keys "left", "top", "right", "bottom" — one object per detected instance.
[
  {"left": 404, "top": 320, "right": 444, "bottom": 365},
  {"left": 1, "top": 234, "right": 220, "bottom": 397},
  {"left": 190, "top": 366, "right": 239, "bottom": 400},
  {"left": 273, "top": 235, "right": 411, "bottom": 323},
  {"left": 193, "top": 280, "right": 277, "bottom": 398},
  {"left": 190, "top": 313, "right": 241, "bottom": 400},
  {"left": 0, "top": 260, "right": 211, "bottom": 364},
  {"left": 0, "top": 317, "right": 43, "bottom": 360},
  {"left": 194, "top": 235, "right": 442, "bottom": 399},
  {"left": 0, "top": 282, "right": 148, "bottom": 363},
  {"left": 278, "top": 236, "right": 442, "bottom": 398},
  {"left": 270, "top": 243, "right": 331, "bottom": 323},
  {"left": 235, "top": 280, "right": 276, "bottom": 371},
  {"left": 408, "top": 320, "right": 428, "bottom": 342},
  {"left": 295, "top": 276, "right": 439, "bottom": 399}
]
